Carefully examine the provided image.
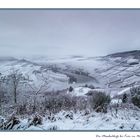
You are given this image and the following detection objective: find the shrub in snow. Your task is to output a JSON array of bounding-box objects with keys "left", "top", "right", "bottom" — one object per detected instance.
[
  {"left": 84, "top": 84, "right": 88, "bottom": 87},
  {"left": 89, "top": 91, "right": 111, "bottom": 113},
  {"left": 29, "top": 114, "right": 43, "bottom": 126},
  {"left": 16, "top": 103, "right": 27, "bottom": 115},
  {"left": 68, "top": 86, "right": 73, "bottom": 92},
  {"left": 47, "top": 113, "right": 56, "bottom": 122},
  {"left": 122, "top": 93, "right": 128, "bottom": 103},
  {"left": 130, "top": 86, "right": 140, "bottom": 97},
  {"left": 119, "top": 124, "right": 124, "bottom": 129},
  {"left": 16, "top": 101, "right": 40, "bottom": 115},
  {"left": 0, "top": 116, "right": 5, "bottom": 123},
  {"left": 86, "top": 90, "right": 95, "bottom": 96},
  {"left": 45, "top": 95, "right": 64, "bottom": 113},
  {"left": 68, "top": 75, "right": 77, "bottom": 84},
  {"left": 44, "top": 93, "right": 77, "bottom": 113},
  {"left": 65, "top": 112, "right": 73, "bottom": 120},
  {"left": 14, "top": 91, "right": 82, "bottom": 116},
  {"left": 1, "top": 115, "right": 20, "bottom": 130},
  {"left": 44, "top": 92, "right": 89, "bottom": 113},
  {"left": 83, "top": 84, "right": 95, "bottom": 89},
  {"left": 83, "top": 109, "right": 90, "bottom": 116},
  {"left": 132, "top": 96, "right": 140, "bottom": 108},
  {"left": 130, "top": 86, "right": 140, "bottom": 108},
  {"left": 87, "top": 85, "right": 95, "bottom": 89},
  {"left": 75, "top": 96, "right": 88, "bottom": 111},
  {"left": 47, "top": 125, "right": 58, "bottom": 131},
  {"left": 0, "top": 116, "right": 5, "bottom": 129}
]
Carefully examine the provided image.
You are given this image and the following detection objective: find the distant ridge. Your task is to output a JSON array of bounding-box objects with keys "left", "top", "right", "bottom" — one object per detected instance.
[
  {"left": 0, "top": 56, "right": 17, "bottom": 61},
  {"left": 107, "top": 50, "right": 140, "bottom": 59}
]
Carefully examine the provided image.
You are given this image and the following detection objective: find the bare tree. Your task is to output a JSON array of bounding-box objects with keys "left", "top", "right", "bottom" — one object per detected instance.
[
  {"left": 27, "top": 73, "right": 49, "bottom": 112},
  {"left": 0, "top": 73, "right": 7, "bottom": 114},
  {"left": 28, "top": 73, "right": 49, "bottom": 96},
  {"left": 0, "top": 73, "right": 3, "bottom": 114},
  {"left": 6, "top": 69, "right": 29, "bottom": 104}
]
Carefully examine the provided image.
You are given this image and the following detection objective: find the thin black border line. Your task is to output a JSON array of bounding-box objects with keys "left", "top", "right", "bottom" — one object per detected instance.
[{"left": 0, "top": 8, "right": 140, "bottom": 132}]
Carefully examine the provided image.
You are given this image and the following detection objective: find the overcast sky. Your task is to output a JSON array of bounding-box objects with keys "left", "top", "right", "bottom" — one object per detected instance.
[{"left": 0, "top": 10, "right": 140, "bottom": 57}]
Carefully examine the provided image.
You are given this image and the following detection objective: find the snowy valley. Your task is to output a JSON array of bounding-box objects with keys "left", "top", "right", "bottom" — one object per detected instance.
[{"left": 1, "top": 50, "right": 140, "bottom": 130}]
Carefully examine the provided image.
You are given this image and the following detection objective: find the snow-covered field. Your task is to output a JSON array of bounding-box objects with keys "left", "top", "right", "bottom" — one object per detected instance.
[{"left": 1, "top": 107, "right": 140, "bottom": 131}]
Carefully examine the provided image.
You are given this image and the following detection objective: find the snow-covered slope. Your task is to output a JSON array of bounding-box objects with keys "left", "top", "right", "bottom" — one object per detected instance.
[
  {"left": 25, "top": 50, "right": 140, "bottom": 97},
  {"left": 1, "top": 108, "right": 140, "bottom": 130},
  {"left": 0, "top": 58, "right": 69, "bottom": 91},
  {"left": 1, "top": 50, "right": 140, "bottom": 96},
  {"left": 28, "top": 51, "right": 140, "bottom": 90}
]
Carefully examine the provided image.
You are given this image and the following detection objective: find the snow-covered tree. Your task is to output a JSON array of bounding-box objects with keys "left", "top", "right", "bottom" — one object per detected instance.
[{"left": 6, "top": 70, "right": 29, "bottom": 104}]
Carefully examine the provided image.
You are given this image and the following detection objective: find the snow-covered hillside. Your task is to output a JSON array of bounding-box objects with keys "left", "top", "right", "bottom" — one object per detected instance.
[
  {"left": 1, "top": 50, "right": 140, "bottom": 96},
  {"left": 20, "top": 50, "right": 140, "bottom": 97},
  {"left": 1, "top": 50, "right": 140, "bottom": 130},
  {"left": 0, "top": 58, "right": 70, "bottom": 91},
  {"left": 1, "top": 107, "right": 140, "bottom": 130}
]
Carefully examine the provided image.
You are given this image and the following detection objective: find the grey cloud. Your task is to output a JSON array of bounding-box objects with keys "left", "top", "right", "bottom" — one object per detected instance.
[{"left": 0, "top": 10, "right": 140, "bottom": 57}]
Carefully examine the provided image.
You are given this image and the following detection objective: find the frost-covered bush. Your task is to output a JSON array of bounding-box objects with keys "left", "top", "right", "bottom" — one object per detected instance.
[
  {"left": 14, "top": 92, "right": 78, "bottom": 115},
  {"left": 47, "top": 125, "right": 58, "bottom": 131},
  {"left": 16, "top": 101, "right": 36, "bottom": 115},
  {"left": 29, "top": 114, "right": 43, "bottom": 126},
  {"left": 87, "top": 85, "right": 95, "bottom": 89},
  {"left": 74, "top": 96, "right": 89, "bottom": 111},
  {"left": 64, "top": 111, "right": 74, "bottom": 120},
  {"left": 122, "top": 93, "right": 128, "bottom": 103},
  {"left": 16, "top": 103, "right": 27, "bottom": 115},
  {"left": 8, "top": 90, "right": 93, "bottom": 116},
  {"left": 130, "top": 86, "right": 140, "bottom": 97},
  {"left": 83, "top": 84, "right": 95, "bottom": 89},
  {"left": 132, "top": 96, "right": 140, "bottom": 108},
  {"left": 130, "top": 86, "right": 140, "bottom": 108},
  {"left": 89, "top": 91, "right": 111, "bottom": 113},
  {"left": 43, "top": 93, "right": 77, "bottom": 113},
  {"left": 43, "top": 92, "right": 90, "bottom": 113},
  {"left": 68, "top": 86, "right": 73, "bottom": 92},
  {"left": 68, "top": 75, "right": 77, "bottom": 84},
  {"left": 1, "top": 115, "right": 20, "bottom": 130}
]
